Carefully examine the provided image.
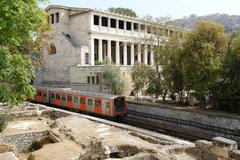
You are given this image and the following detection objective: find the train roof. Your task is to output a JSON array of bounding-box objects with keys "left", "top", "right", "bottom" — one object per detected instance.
[{"left": 35, "top": 86, "right": 123, "bottom": 99}]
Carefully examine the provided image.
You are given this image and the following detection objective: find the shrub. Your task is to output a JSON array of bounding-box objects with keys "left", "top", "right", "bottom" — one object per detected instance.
[{"left": 0, "top": 114, "right": 10, "bottom": 133}]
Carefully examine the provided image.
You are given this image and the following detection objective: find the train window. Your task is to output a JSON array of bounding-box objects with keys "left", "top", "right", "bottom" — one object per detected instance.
[
  {"left": 51, "top": 93, "right": 55, "bottom": 99},
  {"left": 56, "top": 94, "right": 60, "bottom": 100},
  {"left": 67, "top": 95, "right": 72, "bottom": 102},
  {"left": 37, "top": 91, "right": 42, "bottom": 96},
  {"left": 80, "top": 97, "right": 85, "bottom": 104},
  {"left": 114, "top": 97, "right": 125, "bottom": 112},
  {"left": 95, "top": 100, "right": 101, "bottom": 107},
  {"left": 74, "top": 97, "right": 78, "bottom": 104},
  {"left": 43, "top": 92, "right": 47, "bottom": 98},
  {"left": 87, "top": 99, "right": 93, "bottom": 106},
  {"left": 62, "top": 95, "right": 66, "bottom": 102}
]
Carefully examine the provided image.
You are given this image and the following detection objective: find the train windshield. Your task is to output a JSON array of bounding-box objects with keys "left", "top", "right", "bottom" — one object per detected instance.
[{"left": 114, "top": 97, "right": 125, "bottom": 112}]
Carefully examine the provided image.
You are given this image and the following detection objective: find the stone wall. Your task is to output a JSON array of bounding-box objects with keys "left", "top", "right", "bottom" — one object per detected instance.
[
  {"left": 127, "top": 101, "right": 240, "bottom": 143},
  {"left": 188, "top": 137, "right": 240, "bottom": 160},
  {"left": 0, "top": 131, "right": 49, "bottom": 152}
]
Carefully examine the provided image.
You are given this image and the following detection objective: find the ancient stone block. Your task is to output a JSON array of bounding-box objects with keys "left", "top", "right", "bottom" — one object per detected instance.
[
  {"left": 211, "top": 137, "right": 237, "bottom": 159},
  {"left": 229, "top": 150, "right": 240, "bottom": 160},
  {"left": 202, "top": 151, "right": 217, "bottom": 160},
  {"left": 0, "top": 152, "right": 18, "bottom": 160},
  {"left": 195, "top": 140, "right": 212, "bottom": 151}
]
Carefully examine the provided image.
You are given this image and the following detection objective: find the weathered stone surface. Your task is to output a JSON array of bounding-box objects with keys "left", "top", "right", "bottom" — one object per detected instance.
[
  {"left": 0, "top": 131, "right": 49, "bottom": 152},
  {"left": 229, "top": 150, "right": 240, "bottom": 160},
  {"left": 211, "top": 137, "right": 237, "bottom": 159},
  {"left": 195, "top": 140, "right": 212, "bottom": 151},
  {"left": 0, "top": 143, "right": 15, "bottom": 153},
  {"left": 0, "top": 152, "right": 18, "bottom": 160}
]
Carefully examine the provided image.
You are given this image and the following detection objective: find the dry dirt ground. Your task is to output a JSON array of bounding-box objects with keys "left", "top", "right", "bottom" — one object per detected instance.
[{"left": 0, "top": 104, "right": 197, "bottom": 160}]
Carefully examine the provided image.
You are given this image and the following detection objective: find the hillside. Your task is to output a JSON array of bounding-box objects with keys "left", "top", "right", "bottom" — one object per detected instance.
[{"left": 175, "top": 13, "right": 240, "bottom": 33}]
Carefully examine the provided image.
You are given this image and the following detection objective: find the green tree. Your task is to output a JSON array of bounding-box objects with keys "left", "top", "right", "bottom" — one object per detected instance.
[
  {"left": 210, "top": 34, "right": 240, "bottom": 112},
  {"left": 182, "top": 21, "right": 227, "bottom": 98},
  {"left": 102, "top": 66, "right": 125, "bottom": 95},
  {"left": 131, "top": 63, "right": 150, "bottom": 98},
  {"left": 161, "top": 37, "right": 185, "bottom": 103},
  {"left": 108, "top": 7, "right": 137, "bottom": 17},
  {"left": 0, "top": 0, "right": 49, "bottom": 106}
]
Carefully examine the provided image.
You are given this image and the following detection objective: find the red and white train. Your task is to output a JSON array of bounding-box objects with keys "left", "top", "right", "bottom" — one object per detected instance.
[{"left": 31, "top": 86, "right": 127, "bottom": 119}]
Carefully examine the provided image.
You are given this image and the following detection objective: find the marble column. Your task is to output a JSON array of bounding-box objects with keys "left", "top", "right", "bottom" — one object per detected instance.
[
  {"left": 137, "top": 44, "right": 141, "bottom": 63},
  {"left": 144, "top": 45, "right": 148, "bottom": 65},
  {"left": 123, "top": 42, "right": 127, "bottom": 66},
  {"left": 116, "top": 41, "right": 120, "bottom": 66},
  {"left": 107, "top": 40, "right": 111, "bottom": 63},
  {"left": 98, "top": 39, "right": 103, "bottom": 62}
]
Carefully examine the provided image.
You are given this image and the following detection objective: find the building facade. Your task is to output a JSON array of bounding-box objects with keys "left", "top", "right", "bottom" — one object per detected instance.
[{"left": 38, "top": 5, "right": 184, "bottom": 95}]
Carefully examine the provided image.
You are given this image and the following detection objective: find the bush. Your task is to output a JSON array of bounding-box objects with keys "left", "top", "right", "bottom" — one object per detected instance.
[
  {"left": 211, "top": 82, "right": 240, "bottom": 113},
  {"left": 0, "top": 114, "right": 10, "bottom": 132}
]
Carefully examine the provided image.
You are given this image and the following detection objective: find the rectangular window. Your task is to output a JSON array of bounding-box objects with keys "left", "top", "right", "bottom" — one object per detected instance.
[
  {"left": 80, "top": 97, "right": 86, "bottom": 104},
  {"left": 67, "top": 95, "right": 72, "bottom": 102},
  {"left": 126, "top": 22, "right": 132, "bottom": 30},
  {"left": 62, "top": 95, "right": 66, "bottom": 101},
  {"left": 55, "top": 12, "right": 59, "bottom": 23},
  {"left": 91, "top": 76, "right": 95, "bottom": 84},
  {"left": 110, "top": 18, "right": 116, "bottom": 28},
  {"left": 94, "top": 15, "right": 99, "bottom": 25},
  {"left": 95, "top": 100, "right": 101, "bottom": 107},
  {"left": 102, "top": 17, "right": 108, "bottom": 27},
  {"left": 56, "top": 94, "right": 60, "bottom": 100},
  {"left": 96, "top": 76, "right": 100, "bottom": 85},
  {"left": 119, "top": 20, "right": 124, "bottom": 29},
  {"left": 43, "top": 92, "right": 47, "bottom": 98},
  {"left": 87, "top": 99, "right": 93, "bottom": 106},
  {"left": 134, "top": 23, "right": 139, "bottom": 31},
  {"left": 87, "top": 76, "right": 91, "bottom": 84},
  {"left": 51, "top": 93, "right": 55, "bottom": 99},
  {"left": 85, "top": 53, "right": 89, "bottom": 65},
  {"left": 51, "top": 14, "right": 54, "bottom": 24},
  {"left": 74, "top": 97, "right": 78, "bottom": 104}
]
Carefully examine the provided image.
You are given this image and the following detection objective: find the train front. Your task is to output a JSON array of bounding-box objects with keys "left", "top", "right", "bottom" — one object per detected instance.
[{"left": 113, "top": 96, "right": 127, "bottom": 118}]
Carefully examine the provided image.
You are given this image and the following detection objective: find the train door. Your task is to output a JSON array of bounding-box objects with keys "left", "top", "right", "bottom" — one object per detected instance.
[
  {"left": 61, "top": 94, "right": 67, "bottom": 107},
  {"left": 42, "top": 91, "right": 49, "bottom": 103},
  {"left": 73, "top": 96, "right": 79, "bottom": 109},
  {"left": 67, "top": 95, "right": 73, "bottom": 108},
  {"left": 80, "top": 96, "right": 86, "bottom": 111},
  {"left": 94, "top": 98, "right": 102, "bottom": 114},
  {"left": 102, "top": 99, "right": 111, "bottom": 116},
  {"left": 37, "top": 90, "right": 43, "bottom": 102},
  {"left": 55, "top": 93, "right": 61, "bottom": 106},
  {"left": 50, "top": 92, "right": 55, "bottom": 104},
  {"left": 86, "top": 97, "right": 94, "bottom": 112}
]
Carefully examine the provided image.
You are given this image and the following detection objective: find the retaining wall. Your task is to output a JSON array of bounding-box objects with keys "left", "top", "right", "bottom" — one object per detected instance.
[
  {"left": 0, "top": 131, "right": 49, "bottom": 152},
  {"left": 127, "top": 101, "right": 240, "bottom": 143}
]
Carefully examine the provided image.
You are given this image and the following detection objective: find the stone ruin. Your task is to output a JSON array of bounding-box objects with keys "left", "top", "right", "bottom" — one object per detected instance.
[{"left": 188, "top": 137, "right": 240, "bottom": 160}]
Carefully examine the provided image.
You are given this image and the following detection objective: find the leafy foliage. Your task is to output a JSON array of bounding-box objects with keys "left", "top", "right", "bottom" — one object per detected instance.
[
  {"left": 131, "top": 63, "right": 150, "bottom": 92},
  {"left": 108, "top": 7, "right": 137, "bottom": 17},
  {"left": 182, "top": 21, "right": 227, "bottom": 97},
  {"left": 102, "top": 66, "right": 125, "bottom": 95},
  {"left": 0, "top": 0, "right": 49, "bottom": 106},
  {"left": 0, "top": 114, "right": 10, "bottom": 133},
  {"left": 210, "top": 35, "right": 240, "bottom": 112}
]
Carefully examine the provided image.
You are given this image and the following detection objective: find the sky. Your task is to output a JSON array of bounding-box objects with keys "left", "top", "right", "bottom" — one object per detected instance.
[{"left": 41, "top": 0, "right": 240, "bottom": 19}]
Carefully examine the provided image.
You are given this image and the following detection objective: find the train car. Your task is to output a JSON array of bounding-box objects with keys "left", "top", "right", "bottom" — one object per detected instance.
[
  {"left": 31, "top": 86, "right": 50, "bottom": 104},
  {"left": 49, "top": 88, "right": 126, "bottom": 118},
  {"left": 32, "top": 87, "right": 126, "bottom": 119}
]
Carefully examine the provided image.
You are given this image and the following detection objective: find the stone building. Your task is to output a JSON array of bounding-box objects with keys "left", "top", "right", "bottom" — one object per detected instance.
[{"left": 38, "top": 5, "right": 185, "bottom": 95}]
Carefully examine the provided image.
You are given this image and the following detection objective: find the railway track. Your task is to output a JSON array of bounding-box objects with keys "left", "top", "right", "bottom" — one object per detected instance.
[
  {"left": 123, "top": 110, "right": 240, "bottom": 142},
  {"left": 34, "top": 102, "right": 240, "bottom": 143}
]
